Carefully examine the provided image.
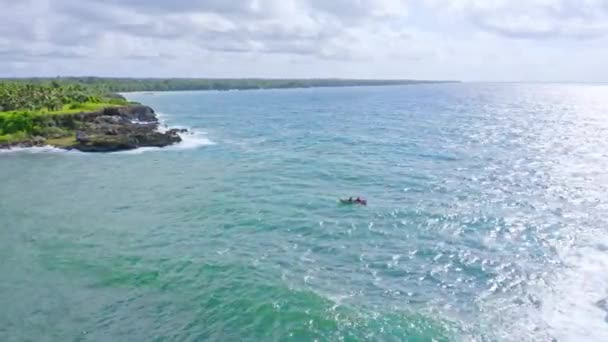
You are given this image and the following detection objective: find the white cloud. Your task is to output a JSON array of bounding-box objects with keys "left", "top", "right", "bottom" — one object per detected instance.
[
  {"left": 1, "top": 0, "right": 608, "bottom": 81},
  {"left": 442, "top": 0, "right": 608, "bottom": 39}
]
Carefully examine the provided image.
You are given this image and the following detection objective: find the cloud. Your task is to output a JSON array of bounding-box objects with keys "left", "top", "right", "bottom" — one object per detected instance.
[
  {"left": 446, "top": 0, "right": 608, "bottom": 39},
  {"left": 1, "top": 0, "right": 608, "bottom": 80},
  {"left": 0, "top": 0, "right": 422, "bottom": 63}
]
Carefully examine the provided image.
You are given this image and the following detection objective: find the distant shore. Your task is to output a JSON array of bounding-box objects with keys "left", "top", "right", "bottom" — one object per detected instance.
[
  {"left": 0, "top": 78, "right": 458, "bottom": 152},
  {"left": 1, "top": 77, "right": 460, "bottom": 93}
]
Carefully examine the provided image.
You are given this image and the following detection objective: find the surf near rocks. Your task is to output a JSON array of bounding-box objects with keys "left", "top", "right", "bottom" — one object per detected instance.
[{"left": 1, "top": 105, "right": 188, "bottom": 153}]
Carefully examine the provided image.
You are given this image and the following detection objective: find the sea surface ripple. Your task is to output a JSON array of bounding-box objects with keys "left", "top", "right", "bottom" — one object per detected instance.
[{"left": 1, "top": 83, "right": 608, "bottom": 341}]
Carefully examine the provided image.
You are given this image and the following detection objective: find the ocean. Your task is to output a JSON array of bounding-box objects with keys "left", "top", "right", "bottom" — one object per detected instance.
[{"left": 1, "top": 83, "right": 608, "bottom": 341}]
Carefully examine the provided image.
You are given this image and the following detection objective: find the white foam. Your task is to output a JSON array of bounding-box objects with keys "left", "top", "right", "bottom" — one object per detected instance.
[
  {"left": 155, "top": 111, "right": 171, "bottom": 120},
  {"left": 0, "top": 145, "right": 81, "bottom": 154},
  {"left": 176, "top": 131, "right": 216, "bottom": 149},
  {"left": 112, "top": 146, "right": 161, "bottom": 155},
  {"left": 155, "top": 111, "right": 216, "bottom": 151},
  {"left": 129, "top": 119, "right": 155, "bottom": 125},
  {"left": 114, "top": 130, "right": 215, "bottom": 155},
  {"left": 539, "top": 238, "right": 608, "bottom": 341}
]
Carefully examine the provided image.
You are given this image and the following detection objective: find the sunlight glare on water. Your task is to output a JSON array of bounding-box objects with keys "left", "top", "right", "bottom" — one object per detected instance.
[{"left": 1, "top": 83, "right": 608, "bottom": 341}]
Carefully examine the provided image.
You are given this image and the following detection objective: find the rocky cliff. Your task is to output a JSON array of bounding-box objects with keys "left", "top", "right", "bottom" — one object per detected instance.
[{"left": 0, "top": 105, "right": 186, "bottom": 152}]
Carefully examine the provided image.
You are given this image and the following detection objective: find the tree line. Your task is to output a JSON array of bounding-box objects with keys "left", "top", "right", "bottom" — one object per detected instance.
[
  {"left": 0, "top": 81, "right": 125, "bottom": 113},
  {"left": 1, "top": 77, "right": 455, "bottom": 93}
]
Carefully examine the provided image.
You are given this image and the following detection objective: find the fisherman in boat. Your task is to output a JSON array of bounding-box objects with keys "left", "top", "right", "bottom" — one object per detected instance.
[
  {"left": 355, "top": 197, "right": 367, "bottom": 205},
  {"left": 341, "top": 196, "right": 367, "bottom": 205}
]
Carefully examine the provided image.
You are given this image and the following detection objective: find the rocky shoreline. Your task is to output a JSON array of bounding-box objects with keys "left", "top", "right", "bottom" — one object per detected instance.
[{"left": 0, "top": 105, "right": 186, "bottom": 152}]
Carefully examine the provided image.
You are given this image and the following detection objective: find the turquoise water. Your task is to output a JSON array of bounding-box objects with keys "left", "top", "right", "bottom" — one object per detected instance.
[{"left": 2, "top": 84, "right": 608, "bottom": 341}]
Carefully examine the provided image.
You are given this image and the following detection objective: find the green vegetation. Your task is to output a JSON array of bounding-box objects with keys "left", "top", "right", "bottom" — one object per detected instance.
[
  {"left": 0, "top": 111, "right": 74, "bottom": 145},
  {"left": 0, "top": 81, "right": 129, "bottom": 143},
  {"left": 0, "top": 131, "right": 28, "bottom": 144},
  {"left": 2, "top": 77, "right": 458, "bottom": 93},
  {"left": 0, "top": 81, "right": 127, "bottom": 113},
  {"left": 46, "top": 136, "right": 77, "bottom": 147}
]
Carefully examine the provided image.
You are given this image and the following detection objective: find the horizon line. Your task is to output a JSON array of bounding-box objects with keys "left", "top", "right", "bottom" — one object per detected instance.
[{"left": 2, "top": 77, "right": 607, "bottom": 84}]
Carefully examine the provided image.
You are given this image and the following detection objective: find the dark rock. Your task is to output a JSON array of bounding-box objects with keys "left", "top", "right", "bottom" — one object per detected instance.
[
  {"left": 105, "top": 128, "right": 118, "bottom": 135},
  {"left": 94, "top": 115, "right": 128, "bottom": 125},
  {"left": 32, "top": 136, "right": 46, "bottom": 146},
  {"left": 73, "top": 135, "right": 138, "bottom": 152},
  {"left": 102, "top": 105, "right": 158, "bottom": 123},
  {"left": 76, "top": 131, "right": 90, "bottom": 143},
  {"left": 67, "top": 105, "right": 182, "bottom": 152},
  {"left": 0, "top": 136, "right": 46, "bottom": 149},
  {"left": 2, "top": 105, "right": 183, "bottom": 152},
  {"left": 135, "top": 131, "right": 182, "bottom": 147},
  {"left": 167, "top": 128, "right": 188, "bottom": 134},
  {"left": 71, "top": 130, "right": 182, "bottom": 152}
]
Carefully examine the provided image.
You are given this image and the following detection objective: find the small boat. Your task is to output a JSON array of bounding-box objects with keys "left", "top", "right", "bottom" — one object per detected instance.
[{"left": 339, "top": 197, "right": 367, "bottom": 206}]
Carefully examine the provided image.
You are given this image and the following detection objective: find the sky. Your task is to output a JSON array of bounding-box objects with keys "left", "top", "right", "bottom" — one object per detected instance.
[{"left": 1, "top": 0, "right": 608, "bottom": 81}]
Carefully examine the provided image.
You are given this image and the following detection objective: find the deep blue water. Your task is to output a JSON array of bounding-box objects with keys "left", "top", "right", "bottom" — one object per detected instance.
[{"left": 2, "top": 83, "right": 608, "bottom": 341}]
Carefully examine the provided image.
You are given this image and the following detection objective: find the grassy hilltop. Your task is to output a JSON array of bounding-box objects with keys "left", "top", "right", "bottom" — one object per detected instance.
[{"left": 0, "top": 81, "right": 129, "bottom": 144}]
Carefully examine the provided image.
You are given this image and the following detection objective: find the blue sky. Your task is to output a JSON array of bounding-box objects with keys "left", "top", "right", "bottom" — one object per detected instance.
[{"left": 1, "top": 0, "right": 608, "bottom": 81}]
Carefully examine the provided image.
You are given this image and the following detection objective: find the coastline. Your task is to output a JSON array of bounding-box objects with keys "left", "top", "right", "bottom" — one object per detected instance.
[
  {"left": 1, "top": 79, "right": 460, "bottom": 153},
  {"left": 117, "top": 80, "right": 461, "bottom": 95},
  {"left": 2, "top": 77, "right": 460, "bottom": 94},
  {"left": 0, "top": 105, "right": 187, "bottom": 152}
]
